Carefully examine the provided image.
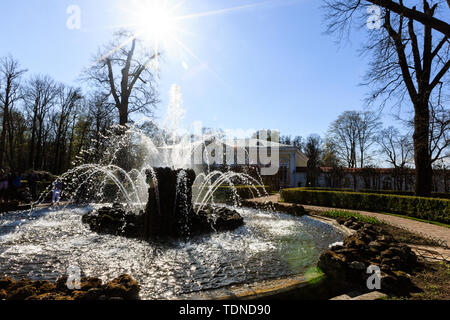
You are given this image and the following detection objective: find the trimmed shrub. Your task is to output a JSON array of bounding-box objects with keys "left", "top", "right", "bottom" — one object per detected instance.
[
  {"left": 359, "top": 189, "right": 450, "bottom": 199},
  {"left": 297, "top": 187, "right": 354, "bottom": 192},
  {"left": 281, "top": 188, "right": 450, "bottom": 224}
]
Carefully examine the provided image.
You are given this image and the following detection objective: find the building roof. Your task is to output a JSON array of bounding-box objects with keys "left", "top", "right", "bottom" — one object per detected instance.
[
  {"left": 222, "top": 138, "right": 292, "bottom": 149},
  {"left": 296, "top": 167, "right": 448, "bottom": 174}
]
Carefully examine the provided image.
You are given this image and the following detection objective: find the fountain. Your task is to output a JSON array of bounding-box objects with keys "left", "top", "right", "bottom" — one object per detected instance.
[
  {"left": 0, "top": 86, "right": 347, "bottom": 300},
  {"left": 82, "top": 167, "right": 244, "bottom": 240}
]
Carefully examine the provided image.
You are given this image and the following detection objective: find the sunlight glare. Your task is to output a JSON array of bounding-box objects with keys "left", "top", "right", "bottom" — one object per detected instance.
[{"left": 125, "top": 0, "right": 179, "bottom": 49}]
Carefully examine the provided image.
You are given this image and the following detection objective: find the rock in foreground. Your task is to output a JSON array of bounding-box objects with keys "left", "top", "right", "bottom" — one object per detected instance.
[
  {"left": 318, "top": 217, "right": 420, "bottom": 296},
  {"left": 0, "top": 274, "right": 140, "bottom": 301}
]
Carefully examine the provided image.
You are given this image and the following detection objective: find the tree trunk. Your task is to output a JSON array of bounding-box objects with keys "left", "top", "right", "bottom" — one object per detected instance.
[
  {"left": 7, "top": 111, "right": 15, "bottom": 169},
  {"left": 119, "top": 101, "right": 128, "bottom": 126},
  {"left": 35, "top": 120, "right": 43, "bottom": 170},
  {"left": 29, "top": 110, "right": 38, "bottom": 169},
  {"left": 119, "top": 111, "right": 128, "bottom": 126},
  {"left": 413, "top": 100, "right": 432, "bottom": 196},
  {"left": 0, "top": 108, "right": 8, "bottom": 167},
  {"left": 0, "top": 80, "right": 10, "bottom": 167}
]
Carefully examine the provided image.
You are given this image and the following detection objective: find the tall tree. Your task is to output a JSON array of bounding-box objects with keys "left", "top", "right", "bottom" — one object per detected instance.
[
  {"left": 0, "top": 56, "right": 27, "bottom": 167},
  {"left": 377, "top": 126, "right": 414, "bottom": 190},
  {"left": 305, "top": 134, "right": 323, "bottom": 187},
  {"left": 52, "top": 85, "right": 82, "bottom": 173},
  {"left": 322, "top": 139, "right": 343, "bottom": 167},
  {"left": 357, "top": 111, "right": 381, "bottom": 168},
  {"left": 83, "top": 30, "right": 160, "bottom": 125},
  {"left": 328, "top": 111, "right": 360, "bottom": 168},
  {"left": 377, "top": 126, "right": 413, "bottom": 168},
  {"left": 323, "top": 0, "right": 450, "bottom": 196},
  {"left": 23, "top": 75, "right": 59, "bottom": 169},
  {"left": 428, "top": 96, "right": 449, "bottom": 164}
]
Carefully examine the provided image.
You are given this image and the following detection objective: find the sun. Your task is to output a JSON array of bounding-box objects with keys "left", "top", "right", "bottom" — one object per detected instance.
[
  {"left": 112, "top": 0, "right": 282, "bottom": 72},
  {"left": 122, "top": 0, "right": 180, "bottom": 50}
]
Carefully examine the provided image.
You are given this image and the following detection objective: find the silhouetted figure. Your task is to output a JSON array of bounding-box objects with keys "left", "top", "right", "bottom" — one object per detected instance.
[
  {"left": 0, "top": 168, "right": 10, "bottom": 203},
  {"left": 52, "top": 179, "right": 62, "bottom": 206}
]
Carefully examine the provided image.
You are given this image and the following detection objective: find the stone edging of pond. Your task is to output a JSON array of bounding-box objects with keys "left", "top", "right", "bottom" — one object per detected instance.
[
  {"left": 0, "top": 274, "right": 140, "bottom": 301},
  {"left": 176, "top": 271, "right": 329, "bottom": 300},
  {"left": 177, "top": 213, "right": 353, "bottom": 300},
  {"left": 318, "top": 216, "right": 421, "bottom": 297}
]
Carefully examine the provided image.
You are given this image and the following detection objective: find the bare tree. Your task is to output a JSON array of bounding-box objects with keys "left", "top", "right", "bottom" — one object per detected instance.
[
  {"left": 0, "top": 56, "right": 27, "bottom": 167},
  {"left": 305, "top": 134, "right": 323, "bottom": 187},
  {"left": 83, "top": 30, "right": 160, "bottom": 126},
  {"left": 328, "top": 111, "right": 360, "bottom": 168},
  {"left": 328, "top": 111, "right": 380, "bottom": 168},
  {"left": 429, "top": 91, "right": 449, "bottom": 163},
  {"left": 322, "top": 139, "right": 343, "bottom": 167},
  {"left": 6, "top": 110, "right": 27, "bottom": 171},
  {"left": 357, "top": 111, "right": 381, "bottom": 167},
  {"left": 377, "top": 126, "right": 413, "bottom": 168},
  {"left": 322, "top": 0, "right": 450, "bottom": 196},
  {"left": 23, "top": 75, "right": 59, "bottom": 169},
  {"left": 51, "top": 85, "right": 83, "bottom": 173},
  {"left": 85, "top": 92, "right": 115, "bottom": 160}
]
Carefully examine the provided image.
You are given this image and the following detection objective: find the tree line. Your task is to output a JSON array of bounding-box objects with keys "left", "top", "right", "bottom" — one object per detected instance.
[
  {"left": 0, "top": 31, "right": 159, "bottom": 175},
  {"left": 1, "top": 0, "right": 449, "bottom": 197},
  {"left": 276, "top": 107, "right": 448, "bottom": 190}
]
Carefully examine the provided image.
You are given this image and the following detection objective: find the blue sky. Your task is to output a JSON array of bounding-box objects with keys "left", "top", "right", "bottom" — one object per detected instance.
[{"left": 0, "top": 0, "right": 395, "bottom": 139}]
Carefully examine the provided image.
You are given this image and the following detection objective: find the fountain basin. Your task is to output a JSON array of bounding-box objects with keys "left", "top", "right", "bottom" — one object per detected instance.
[{"left": 0, "top": 206, "right": 345, "bottom": 300}]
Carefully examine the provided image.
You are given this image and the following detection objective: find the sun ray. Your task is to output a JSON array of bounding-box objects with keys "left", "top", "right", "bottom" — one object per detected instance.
[
  {"left": 96, "top": 32, "right": 140, "bottom": 63},
  {"left": 174, "top": 0, "right": 280, "bottom": 21},
  {"left": 169, "top": 34, "right": 225, "bottom": 83},
  {"left": 113, "top": 0, "right": 301, "bottom": 77}
]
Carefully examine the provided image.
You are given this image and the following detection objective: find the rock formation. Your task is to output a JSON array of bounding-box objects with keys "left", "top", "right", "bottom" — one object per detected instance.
[
  {"left": 0, "top": 274, "right": 140, "bottom": 301},
  {"left": 318, "top": 217, "right": 420, "bottom": 296},
  {"left": 82, "top": 168, "right": 244, "bottom": 240}
]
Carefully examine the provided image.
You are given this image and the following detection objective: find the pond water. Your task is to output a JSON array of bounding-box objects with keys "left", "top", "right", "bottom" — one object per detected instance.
[{"left": 0, "top": 206, "right": 344, "bottom": 299}]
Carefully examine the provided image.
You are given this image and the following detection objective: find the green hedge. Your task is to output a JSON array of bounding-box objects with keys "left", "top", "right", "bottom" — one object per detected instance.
[
  {"left": 298, "top": 187, "right": 449, "bottom": 199},
  {"left": 281, "top": 188, "right": 450, "bottom": 224},
  {"left": 359, "top": 189, "right": 450, "bottom": 199},
  {"left": 297, "top": 187, "right": 354, "bottom": 192}
]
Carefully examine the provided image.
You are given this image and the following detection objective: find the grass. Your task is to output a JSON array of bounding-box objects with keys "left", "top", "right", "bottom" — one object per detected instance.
[
  {"left": 387, "top": 261, "right": 450, "bottom": 300},
  {"left": 314, "top": 210, "right": 381, "bottom": 225}
]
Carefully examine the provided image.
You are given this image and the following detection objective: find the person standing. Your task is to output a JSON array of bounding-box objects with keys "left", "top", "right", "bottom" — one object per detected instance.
[
  {"left": 0, "top": 168, "right": 10, "bottom": 203},
  {"left": 52, "top": 178, "right": 63, "bottom": 206}
]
